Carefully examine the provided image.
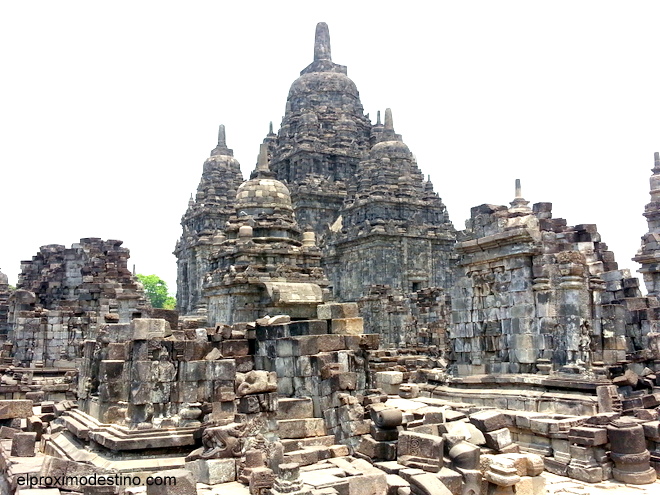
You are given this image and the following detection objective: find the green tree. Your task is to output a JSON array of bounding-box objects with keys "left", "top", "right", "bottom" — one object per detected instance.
[{"left": 136, "top": 274, "right": 176, "bottom": 309}]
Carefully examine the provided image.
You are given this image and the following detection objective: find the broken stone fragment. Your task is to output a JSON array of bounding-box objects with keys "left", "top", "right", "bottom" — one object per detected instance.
[
  {"left": 236, "top": 370, "right": 278, "bottom": 396},
  {"left": 204, "top": 347, "right": 223, "bottom": 360},
  {"left": 448, "top": 440, "right": 480, "bottom": 470},
  {"left": 268, "top": 314, "right": 291, "bottom": 325},
  {"left": 484, "top": 428, "right": 513, "bottom": 451},
  {"left": 469, "top": 409, "right": 507, "bottom": 432}
]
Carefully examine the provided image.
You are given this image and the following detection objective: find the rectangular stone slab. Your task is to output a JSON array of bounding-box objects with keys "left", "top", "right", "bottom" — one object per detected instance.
[{"left": 0, "top": 400, "right": 33, "bottom": 419}]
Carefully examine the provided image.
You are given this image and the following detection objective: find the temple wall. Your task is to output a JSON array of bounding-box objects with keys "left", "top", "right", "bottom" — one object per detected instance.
[
  {"left": 450, "top": 201, "right": 660, "bottom": 377},
  {"left": 7, "top": 238, "right": 149, "bottom": 368}
]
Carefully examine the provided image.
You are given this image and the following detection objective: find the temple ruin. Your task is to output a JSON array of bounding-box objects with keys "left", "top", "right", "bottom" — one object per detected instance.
[{"left": 0, "top": 21, "right": 659, "bottom": 495}]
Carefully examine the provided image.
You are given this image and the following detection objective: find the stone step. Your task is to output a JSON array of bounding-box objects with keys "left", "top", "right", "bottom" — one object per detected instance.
[
  {"left": 61, "top": 408, "right": 196, "bottom": 451},
  {"left": 62, "top": 408, "right": 103, "bottom": 429},
  {"left": 281, "top": 434, "right": 336, "bottom": 453},
  {"left": 89, "top": 427, "right": 196, "bottom": 451},
  {"left": 44, "top": 431, "right": 187, "bottom": 475},
  {"left": 278, "top": 418, "right": 326, "bottom": 439},
  {"left": 284, "top": 445, "right": 332, "bottom": 466},
  {"left": 46, "top": 431, "right": 101, "bottom": 463},
  {"left": 277, "top": 397, "right": 314, "bottom": 419},
  {"left": 60, "top": 413, "right": 91, "bottom": 441}
]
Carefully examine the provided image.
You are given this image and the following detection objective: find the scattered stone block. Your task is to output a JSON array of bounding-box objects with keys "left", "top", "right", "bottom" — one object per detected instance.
[
  {"left": 469, "top": 410, "right": 506, "bottom": 432},
  {"left": 407, "top": 472, "right": 453, "bottom": 495},
  {"left": 11, "top": 432, "right": 37, "bottom": 456},
  {"left": 436, "top": 467, "right": 462, "bottom": 494},
  {"left": 357, "top": 435, "right": 397, "bottom": 461},
  {"left": 204, "top": 347, "right": 223, "bottom": 360},
  {"left": 515, "top": 475, "right": 546, "bottom": 495},
  {"left": 397, "top": 431, "right": 443, "bottom": 472},
  {"left": 347, "top": 471, "right": 387, "bottom": 495},
  {"left": 375, "top": 372, "right": 403, "bottom": 395},
  {"left": 0, "top": 399, "right": 33, "bottom": 419},
  {"left": 0, "top": 426, "right": 20, "bottom": 438},
  {"left": 329, "top": 444, "right": 349, "bottom": 457},
  {"left": 484, "top": 428, "right": 513, "bottom": 451},
  {"left": 146, "top": 468, "right": 196, "bottom": 495}
]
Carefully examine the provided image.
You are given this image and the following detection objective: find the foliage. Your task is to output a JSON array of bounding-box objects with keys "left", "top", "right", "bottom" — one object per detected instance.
[{"left": 136, "top": 274, "right": 176, "bottom": 309}]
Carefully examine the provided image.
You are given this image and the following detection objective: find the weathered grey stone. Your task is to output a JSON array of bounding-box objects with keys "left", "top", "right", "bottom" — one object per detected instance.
[
  {"left": 278, "top": 418, "right": 326, "bottom": 439},
  {"left": 11, "top": 432, "right": 37, "bottom": 456},
  {"left": 0, "top": 400, "right": 33, "bottom": 419},
  {"left": 146, "top": 468, "right": 196, "bottom": 495},
  {"left": 484, "top": 428, "right": 513, "bottom": 451},
  {"left": 469, "top": 410, "right": 507, "bottom": 432},
  {"left": 132, "top": 319, "right": 171, "bottom": 340}
]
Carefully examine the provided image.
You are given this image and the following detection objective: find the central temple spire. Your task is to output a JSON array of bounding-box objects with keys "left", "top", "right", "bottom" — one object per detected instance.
[{"left": 314, "top": 22, "right": 332, "bottom": 61}]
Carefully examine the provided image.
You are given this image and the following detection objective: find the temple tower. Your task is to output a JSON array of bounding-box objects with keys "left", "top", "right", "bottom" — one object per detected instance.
[
  {"left": 322, "top": 109, "right": 456, "bottom": 344},
  {"left": 633, "top": 152, "right": 660, "bottom": 295},
  {"left": 0, "top": 269, "right": 9, "bottom": 339},
  {"left": 174, "top": 125, "right": 244, "bottom": 315},
  {"left": 203, "top": 146, "right": 329, "bottom": 325},
  {"left": 326, "top": 109, "right": 456, "bottom": 302},
  {"left": 269, "top": 22, "right": 372, "bottom": 235}
]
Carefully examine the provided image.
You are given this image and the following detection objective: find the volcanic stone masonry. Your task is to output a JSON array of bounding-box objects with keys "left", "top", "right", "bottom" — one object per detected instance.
[
  {"left": 0, "top": 269, "right": 9, "bottom": 340},
  {"left": 175, "top": 23, "right": 457, "bottom": 347},
  {"left": 175, "top": 125, "right": 245, "bottom": 316},
  {"left": 3, "top": 20, "right": 660, "bottom": 495},
  {"left": 8, "top": 238, "right": 150, "bottom": 370},
  {"left": 202, "top": 145, "right": 330, "bottom": 326}
]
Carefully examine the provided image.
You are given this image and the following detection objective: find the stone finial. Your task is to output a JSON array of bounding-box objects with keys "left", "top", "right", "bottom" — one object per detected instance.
[
  {"left": 649, "top": 152, "right": 660, "bottom": 203},
  {"left": 384, "top": 108, "right": 394, "bottom": 131},
  {"left": 376, "top": 108, "right": 403, "bottom": 143},
  {"left": 376, "top": 110, "right": 382, "bottom": 126},
  {"left": 211, "top": 124, "right": 234, "bottom": 156},
  {"left": 314, "top": 22, "right": 332, "bottom": 62},
  {"left": 252, "top": 143, "right": 275, "bottom": 179},
  {"left": 257, "top": 143, "right": 269, "bottom": 171},
  {"left": 510, "top": 179, "right": 531, "bottom": 210},
  {"left": 218, "top": 124, "right": 227, "bottom": 148},
  {"left": 188, "top": 193, "right": 194, "bottom": 207},
  {"left": 269, "top": 121, "right": 274, "bottom": 135}
]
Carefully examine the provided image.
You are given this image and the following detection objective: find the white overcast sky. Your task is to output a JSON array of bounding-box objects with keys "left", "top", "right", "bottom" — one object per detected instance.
[{"left": 1, "top": 1, "right": 659, "bottom": 295}]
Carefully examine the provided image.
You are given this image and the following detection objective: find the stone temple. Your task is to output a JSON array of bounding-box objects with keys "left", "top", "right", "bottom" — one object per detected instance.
[{"left": 0, "top": 22, "right": 660, "bottom": 495}]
